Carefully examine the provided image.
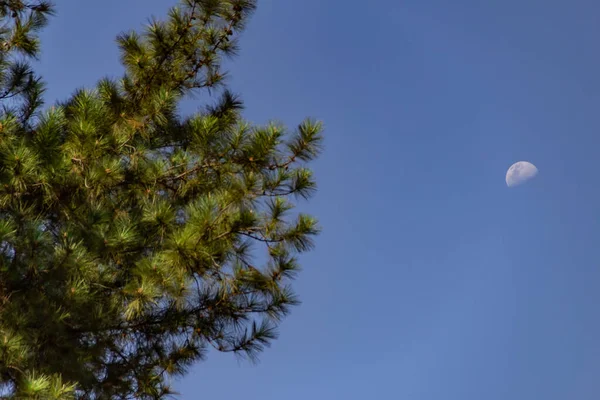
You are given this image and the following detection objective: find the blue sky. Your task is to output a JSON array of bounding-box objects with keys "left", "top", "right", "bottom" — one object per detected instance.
[{"left": 34, "top": 0, "right": 600, "bottom": 398}]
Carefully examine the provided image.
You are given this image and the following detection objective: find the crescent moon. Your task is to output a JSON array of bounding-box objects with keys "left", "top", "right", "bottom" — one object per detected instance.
[{"left": 506, "top": 161, "right": 538, "bottom": 187}]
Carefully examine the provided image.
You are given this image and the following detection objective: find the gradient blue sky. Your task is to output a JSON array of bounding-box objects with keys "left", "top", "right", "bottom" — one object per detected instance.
[{"left": 34, "top": 0, "right": 600, "bottom": 398}]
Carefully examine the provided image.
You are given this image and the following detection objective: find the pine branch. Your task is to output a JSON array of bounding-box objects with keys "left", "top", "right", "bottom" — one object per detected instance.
[{"left": 0, "top": 0, "right": 322, "bottom": 397}]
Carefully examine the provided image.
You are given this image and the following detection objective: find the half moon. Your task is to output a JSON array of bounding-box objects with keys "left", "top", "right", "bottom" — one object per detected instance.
[{"left": 506, "top": 161, "right": 538, "bottom": 187}]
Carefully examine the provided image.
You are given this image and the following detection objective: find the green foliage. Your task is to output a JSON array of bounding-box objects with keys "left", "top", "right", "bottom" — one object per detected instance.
[{"left": 0, "top": 0, "right": 323, "bottom": 398}]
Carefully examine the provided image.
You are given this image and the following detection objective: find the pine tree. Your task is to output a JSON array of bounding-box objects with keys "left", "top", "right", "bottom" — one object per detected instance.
[{"left": 0, "top": 1, "right": 323, "bottom": 398}]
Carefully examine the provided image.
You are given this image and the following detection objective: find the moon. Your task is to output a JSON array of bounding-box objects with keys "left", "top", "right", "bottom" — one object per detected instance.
[{"left": 506, "top": 161, "right": 538, "bottom": 187}]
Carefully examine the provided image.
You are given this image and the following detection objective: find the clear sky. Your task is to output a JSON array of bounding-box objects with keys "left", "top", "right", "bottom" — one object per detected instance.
[{"left": 34, "top": 0, "right": 600, "bottom": 398}]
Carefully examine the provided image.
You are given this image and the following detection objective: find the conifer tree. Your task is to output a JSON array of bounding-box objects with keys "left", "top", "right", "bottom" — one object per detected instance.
[{"left": 0, "top": 1, "right": 323, "bottom": 398}]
